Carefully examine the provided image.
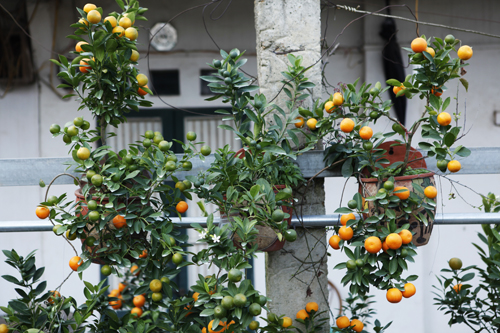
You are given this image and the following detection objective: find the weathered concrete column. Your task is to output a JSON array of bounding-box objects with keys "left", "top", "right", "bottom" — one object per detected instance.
[{"left": 254, "top": 1, "right": 329, "bottom": 331}]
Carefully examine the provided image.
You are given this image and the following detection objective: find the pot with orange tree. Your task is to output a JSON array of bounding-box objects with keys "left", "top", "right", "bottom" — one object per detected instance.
[
  {"left": 191, "top": 51, "right": 320, "bottom": 252},
  {"left": 138, "top": 50, "right": 328, "bottom": 333},
  {"left": 31, "top": 3, "right": 319, "bottom": 330},
  {"left": 37, "top": 1, "right": 205, "bottom": 281},
  {"left": 305, "top": 34, "right": 473, "bottom": 300}
]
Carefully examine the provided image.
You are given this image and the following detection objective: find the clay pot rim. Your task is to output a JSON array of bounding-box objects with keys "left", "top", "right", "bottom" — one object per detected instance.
[
  {"left": 75, "top": 188, "right": 106, "bottom": 201},
  {"left": 360, "top": 171, "right": 435, "bottom": 183}
]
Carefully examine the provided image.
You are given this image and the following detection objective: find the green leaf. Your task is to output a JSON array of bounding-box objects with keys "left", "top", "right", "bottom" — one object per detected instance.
[
  {"left": 385, "top": 209, "right": 396, "bottom": 219},
  {"left": 442, "top": 97, "right": 451, "bottom": 111},
  {"left": 459, "top": 78, "right": 469, "bottom": 92},
  {"left": 66, "top": 34, "right": 87, "bottom": 42},
  {"left": 341, "top": 158, "right": 353, "bottom": 178},
  {"left": 218, "top": 124, "right": 236, "bottom": 132},
  {"left": 418, "top": 142, "right": 433, "bottom": 151},
  {"left": 239, "top": 85, "right": 259, "bottom": 93},
  {"left": 334, "top": 207, "right": 354, "bottom": 214},
  {"left": 444, "top": 132, "right": 456, "bottom": 147},
  {"left": 353, "top": 193, "right": 363, "bottom": 210},
  {"left": 2, "top": 275, "right": 21, "bottom": 285},
  {"left": 386, "top": 79, "right": 401, "bottom": 87},
  {"left": 200, "top": 308, "right": 215, "bottom": 317},
  {"left": 298, "top": 82, "right": 315, "bottom": 90},
  {"left": 491, "top": 228, "right": 500, "bottom": 242},
  {"left": 364, "top": 216, "right": 380, "bottom": 224},
  {"left": 200, "top": 76, "right": 223, "bottom": 83},
  {"left": 59, "top": 55, "right": 69, "bottom": 67},
  {"left": 287, "top": 129, "right": 299, "bottom": 147},
  {"left": 77, "top": 259, "right": 91, "bottom": 272},
  {"left": 244, "top": 109, "right": 259, "bottom": 123},
  {"left": 344, "top": 247, "right": 355, "bottom": 260},
  {"left": 106, "top": 39, "right": 118, "bottom": 52},
  {"left": 33, "top": 267, "right": 45, "bottom": 283},
  {"left": 389, "top": 259, "right": 398, "bottom": 274},
  {"left": 461, "top": 272, "right": 475, "bottom": 282},
  {"left": 115, "top": 0, "right": 125, "bottom": 10},
  {"left": 34, "top": 281, "right": 47, "bottom": 296},
  {"left": 273, "top": 114, "right": 283, "bottom": 129},
  {"left": 429, "top": 94, "right": 440, "bottom": 111},
  {"left": 94, "top": 45, "right": 105, "bottom": 62},
  {"left": 124, "top": 170, "right": 140, "bottom": 180},
  {"left": 84, "top": 281, "right": 95, "bottom": 293},
  {"left": 454, "top": 146, "right": 471, "bottom": 157},
  {"left": 262, "top": 145, "right": 286, "bottom": 155},
  {"left": 250, "top": 185, "right": 260, "bottom": 198},
  {"left": 298, "top": 108, "right": 314, "bottom": 119},
  {"left": 8, "top": 299, "right": 29, "bottom": 313},
  {"left": 49, "top": 59, "right": 61, "bottom": 67},
  {"left": 0, "top": 306, "right": 12, "bottom": 316},
  {"left": 334, "top": 262, "right": 346, "bottom": 270}
]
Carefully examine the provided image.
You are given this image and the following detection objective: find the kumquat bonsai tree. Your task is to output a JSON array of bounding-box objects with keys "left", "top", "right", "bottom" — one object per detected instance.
[
  {"left": 193, "top": 51, "right": 320, "bottom": 252},
  {"left": 294, "top": 34, "right": 473, "bottom": 305},
  {"left": 38, "top": 0, "right": 203, "bottom": 274}
]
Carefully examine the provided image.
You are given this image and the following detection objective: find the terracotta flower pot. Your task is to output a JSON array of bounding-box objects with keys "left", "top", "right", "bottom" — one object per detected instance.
[
  {"left": 75, "top": 189, "right": 147, "bottom": 264},
  {"left": 359, "top": 141, "right": 435, "bottom": 246},
  {"left": 220, "top": 148, "right": 293, "bottom": 251},
  {"left": 232, "top": 184, "right": 293, "bottom": 252},
  {"left": 220, "top": 185, "right": 293, "bottom": 252},
  {"left": 359, "top": 173, "right": 436, "bottom": 246}
]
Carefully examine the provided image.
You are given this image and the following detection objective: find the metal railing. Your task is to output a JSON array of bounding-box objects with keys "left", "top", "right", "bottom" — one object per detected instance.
[
  {"left": 2, "top": 213, "right": 500, "bottom": 233},
  {"left": 2, "top": 148, "right": 500, "bottom": 187},
  {"left": 2, "top": 148, "right": 500, "bottom": 231}
]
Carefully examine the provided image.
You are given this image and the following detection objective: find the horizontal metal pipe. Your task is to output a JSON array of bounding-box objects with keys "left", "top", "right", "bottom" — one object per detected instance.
[
  {"left": 2, "top": 147, "right": 500, "bottom": 187},
  {"left": 2, "top": 213, "right": 500, "bottom": 232}
]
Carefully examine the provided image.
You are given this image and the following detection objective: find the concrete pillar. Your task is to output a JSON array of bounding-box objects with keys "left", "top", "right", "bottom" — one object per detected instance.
[{"left": 254, "top": 1, "right": 329, "bottom": 331}]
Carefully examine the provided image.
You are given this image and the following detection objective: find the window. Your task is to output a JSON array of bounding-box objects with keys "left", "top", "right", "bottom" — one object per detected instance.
[
  {"left": 0, "top": 1, "right": 34, "bottom": 84},
  {"left": 150, "top": 70, "right": 180, "bottom": 96},
  {"left": 200, "top": 69, "right": 217, "bottom": 96}
]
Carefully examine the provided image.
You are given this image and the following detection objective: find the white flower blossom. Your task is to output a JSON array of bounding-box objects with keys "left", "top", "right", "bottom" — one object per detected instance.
[
  {"left": 199, "top": 229, "right": 208, "bottom": 239},
  {"left": 211, "top": 234, "right": 221, "bottom": 243}
]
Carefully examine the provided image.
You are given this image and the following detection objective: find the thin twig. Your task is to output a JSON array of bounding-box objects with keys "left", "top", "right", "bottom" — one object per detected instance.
[
  {"left": 45, "top": 173, "right": 80, "bottom": 256},
  {"left": 307, "top": 158, "right": 346, "bottom": 185},
  {"left": 335, "top": 5, "right": 500, "bottom": 39}
]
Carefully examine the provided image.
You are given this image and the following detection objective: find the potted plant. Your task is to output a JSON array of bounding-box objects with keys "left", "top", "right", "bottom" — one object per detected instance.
[
  {"left": 192, "top": 51, "right": 320, "bottom": 251},
  {"left": 24, "top": 2, "right": 331, "bottom": 332},
  {"left": 305, "top": 34, "right": 473, "bottom": 300},
  {"left": 37, "top": 0, "right": 203, "bottom": 274},
  {"left": 28, "top": 2, "right": 313, "bottom": 332}
]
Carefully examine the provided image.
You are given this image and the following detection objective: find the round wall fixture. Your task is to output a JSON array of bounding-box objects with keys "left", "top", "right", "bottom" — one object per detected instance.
[{"left": 150, "top": 23, "right": 177, "bottom": 51}]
